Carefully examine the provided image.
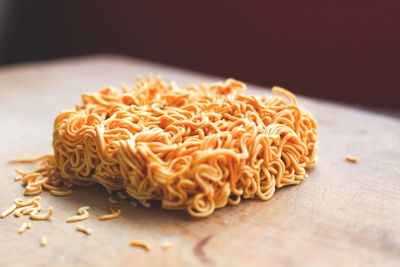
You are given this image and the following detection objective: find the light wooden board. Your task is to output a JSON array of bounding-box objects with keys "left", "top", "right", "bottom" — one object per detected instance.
[{"left": 0, "top": 55, "right": 399, "bottom": 267}]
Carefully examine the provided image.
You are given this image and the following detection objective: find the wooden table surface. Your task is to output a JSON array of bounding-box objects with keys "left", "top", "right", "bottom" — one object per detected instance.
[{"left": 0, "top": 55, "right": 399, "bottom": 267}]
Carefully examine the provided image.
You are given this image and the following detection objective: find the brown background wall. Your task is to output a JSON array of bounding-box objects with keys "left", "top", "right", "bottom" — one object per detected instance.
[{"left": 1, "top": 1, "right": 400, "bottom": 111}]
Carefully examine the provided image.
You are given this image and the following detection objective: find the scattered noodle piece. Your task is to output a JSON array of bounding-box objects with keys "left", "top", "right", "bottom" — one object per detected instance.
[
  {"left": 66, "top": 206, "right": 90, "bottom": 223},
  {"left": 346, "top": 155, "right": 359, "bottom": 163},
  {"left": 14, "top": 196, "right": 41, "bottom": 207},
  {"left": 0, "top": 203, "right": 17, "bottom": 219},
  {"left": 30, "top": 206, "right": 54, "bottom": 220},
  {"left": 22, "top": 206, "right": 40, "bottom": 216},
  {"left": 162, "top": 242, "right": 172, "bottom": 250},
  {"left": 18, "top": 222, "right": 32, "bottom": 234},
  {"left": 10, "top": 155, "right": 70, "bottom": 199},
  {"left": 130, "top": 240, "right": 152, "bottom": 252},
  {"left": 129, "top": 201, "right": 138, "bottom": 208},
  {"left": 40, "top": 236, "right": 47, "bottom": 247},
  {"left": 14, "top": 203, "right": 39, "bottom": 217},
  {"left": 78, "top": 206, "right": 90, "bottom": 213},
  {"left": 13, "top": 197, "right": 42, "bottom": 217},
  {"left": 76, "top": 225, "right": 92, "bottom": 235},
  {"left": 223, "top": 219, "right": 229, "bottom": 225}
]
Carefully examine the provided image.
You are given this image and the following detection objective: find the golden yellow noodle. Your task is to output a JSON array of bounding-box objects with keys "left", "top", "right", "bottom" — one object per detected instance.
[
  {"left": 30, "top": 207, "right": 54, "bottom": 220},
  {"left": 11, "top": 77, "right": 317, "bottom": 217},
  {"left": 130, "top": 240, "right": 152, "bottom": 251},
  {"left": 162, "top": 242, "right": 172, "bottom": 250},
  {"left": 0, "top": 204, "right": 17, "bottom": 218},
  {"left": 76, "top": 225, "right": 92, "bottom": 235},
  {"left": 11, "top": 156, "right": 69, "bottom": 197},
  {"left": 98, "top": 209, "right": 121, "bottom": 221},
  {"left": 14, "top": 196, "right": 41, "bottom": 207},
  {"left": 66, "top": 206, "right": 90, "bottom": 223},
  {"left": 98, "top": 201, "right": 121, "bottom": 221},
  {"left": 18, "top": 222, "right": 32, "bottom": 234},
  {"left": 14, "top": 204, "right": 37, "bottom": 217},
  {"left": 12, "top": 197, "right": 41, "bottom": 217},
  {"left": 40, "top": 236, "right": 47, "bottom": 247},
  {"left": 345, "top": 155, "right": 359, "bottom": 163},
  {"left": 49, "top": 189, "right": 72, "bottom": 196}
]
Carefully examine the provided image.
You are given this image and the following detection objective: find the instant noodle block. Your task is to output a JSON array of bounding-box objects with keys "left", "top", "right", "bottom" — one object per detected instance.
[{"left": 52, "top": 77, "right": 317, "bottom": 217}]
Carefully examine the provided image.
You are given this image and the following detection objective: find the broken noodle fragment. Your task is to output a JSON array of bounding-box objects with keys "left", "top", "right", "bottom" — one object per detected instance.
[
  {"left": 18, "top": 222, "right": 32, "bottom": 234},
  {"left": 130, "top": 240, "right": 152, "bottom": 251},
  {"left": 345, "top": 155, "right": 359, "bottom": 163},
  {"left": 66, "top": 206, "right": 90, "bottom": 223},
  {"left": 30, "top": 207, "right": 54, "bottom": 220},
  {"left": 76, "top": 225, "right": 92, "bottom": 235},
  {"left": 40, "top": 236, "right": 47, "bottom": 247}
]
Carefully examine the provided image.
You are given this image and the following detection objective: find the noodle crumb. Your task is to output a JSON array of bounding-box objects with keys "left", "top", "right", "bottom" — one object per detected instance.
[
  {"left": 40, "top": 236, "right": 47, "bottom": 247},
  {"left": 130, "top": 240, "right": 152, "bottom": 251},
  {"left": 18, "top": 221, "right": 32, "bottom": 234},
  {"left": 345, "top": 155, "right": 359, "bottom": 163},
  {"left": 162, "top": 242, "right": 172, "bottom": 250},
  {"left": 76, "top": 225, "right": 92, "bottom": 235}
]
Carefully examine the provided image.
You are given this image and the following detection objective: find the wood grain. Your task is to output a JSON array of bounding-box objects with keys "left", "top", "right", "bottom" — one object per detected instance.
[{"left": 0, "top": 55, "right": 399, "bottom": 267}]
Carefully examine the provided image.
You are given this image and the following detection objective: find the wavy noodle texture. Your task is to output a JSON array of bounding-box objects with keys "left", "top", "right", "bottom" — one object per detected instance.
[{"left": 19, "top": 77, "right": 318, "bottom": 217}]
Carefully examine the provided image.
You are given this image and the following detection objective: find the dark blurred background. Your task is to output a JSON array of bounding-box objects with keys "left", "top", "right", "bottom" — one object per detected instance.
[{"left": 1, "top": 0, "right": 399, "bottom": 110}]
